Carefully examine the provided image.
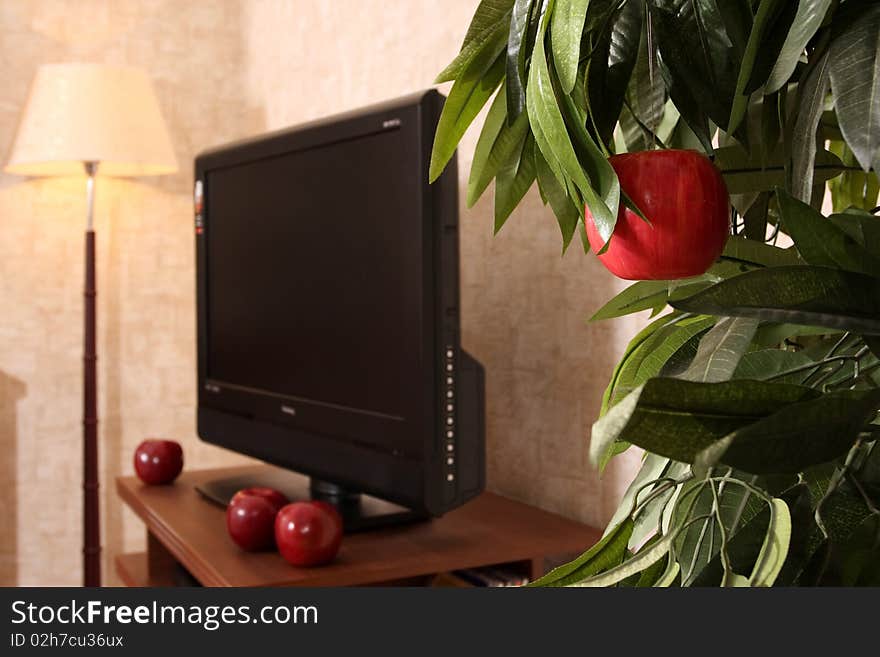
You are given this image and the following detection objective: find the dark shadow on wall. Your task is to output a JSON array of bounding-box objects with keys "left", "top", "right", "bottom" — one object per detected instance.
[
  {"left": 99, "top": 0, "right": 266, "bottom": 584},
  {"left": 0, "top": 371, "right": 26, "bottom": 586}
]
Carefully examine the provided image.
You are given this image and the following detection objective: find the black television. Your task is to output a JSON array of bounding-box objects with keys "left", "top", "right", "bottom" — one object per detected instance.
[{"left": 193, "top": 90, "right": 485, "bottom": 529}]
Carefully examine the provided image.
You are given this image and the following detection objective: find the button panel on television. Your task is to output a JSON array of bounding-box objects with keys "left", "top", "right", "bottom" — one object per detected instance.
[{"left": 443, "top": 344, "right": 455, "bottom": 483}]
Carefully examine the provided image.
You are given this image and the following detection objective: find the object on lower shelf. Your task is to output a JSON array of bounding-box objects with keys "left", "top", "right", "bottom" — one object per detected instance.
[{"left": 431, "top": 566, "right": 529, "bottom": 587}]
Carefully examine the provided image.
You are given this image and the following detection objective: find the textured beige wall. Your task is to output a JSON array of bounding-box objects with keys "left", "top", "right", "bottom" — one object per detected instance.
[{"left": 0, "top": 0, "right": 641, "bottom": 586}]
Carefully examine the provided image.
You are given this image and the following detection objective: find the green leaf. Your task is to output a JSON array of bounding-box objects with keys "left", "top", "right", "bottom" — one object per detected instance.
[
  {"left": 590, "top": 378, "right": 819, "bottom": 468},
  {"left": 757, "top": 94, "right": 783, "bottom": 163},
  {"left": 765, "top": 0, "right": 834, "bottom": 93},
  {"left": 658, "top": 331, "right": 704, "bottom": 377},
  {"left": 599, "top": 312, "right": 685, "bottom": 416},
  {"left": 534, "top": 146, "right": 580, "bottom": 249},
  {"left": 752, "top": 322, "right": 837, "bottom": 348},
  {"left": 622, "top": 28, "right": 668, "bottom": 152},
  {"left": 822, "top": 514, "right": 880, "bottom": 586},
  {"left": 672, "top": 474, "right": 764, "bottom": 585},
  {"left": 527, "top": 3, "right": 620, "bottom": 244},
  {"left": 649, "top": 0, "right": 739, "bottom": 149},
  {"left": 791, "top": 49, "right": 831, "bottom": 203},
  {"left": 582, "top": 0, "right": 616, "bottom": 31},
  {"left": 506, "top": 0, "right": 537, "bottom": 119},
  {"left": 618, "top": 536, "right": 662, "bottom": 586},
  {"left": 829, "top": 4, "right": 880, "bottom": 173},
  {"left": 603, "top": 452, "right": 672, "bottom": 541},
  {"left": 587, "top": 0, "right": 643, "bottom": 147},
  {"left": 733, "top": 349, "right": 815, "bottom": 383},
  {"left": 699, "top": 387, "right": 880, "bottom": 475},
  {"left": 692, "top": 483, "right": 810, "bottom": 586},
  {"left": 430, "top": 51, "right": 507, "bottom": 182},
  {"left": 550, "top": 0, "right": 590, "bottom": 94},
  {"left": 665, "top": 112, "right": 707, "bottom": 151},
  {"left": 741, "top": 190, "right": 769, "bottom": 241},
  {"left": 437, "top": 0, "right": 515, "bottom": 82},
  {"left": 728, "top": 0, "right": 787, "bottom": 135},
  {"left": 528, "top": 517, "right": 633, "bottom": 586},
  {"left": 767, "top": 483, "right": 814, "bottom": 587},
  {"left": 589, "top": 277, "right": 717, "bottom": 321},
  {"left": 720, "top": 235, "right": 803, "bottom": 268},
  {"left": 654, "top": 557, "right": 681, "bottom": 586},
  {"left": 821, "top": 107, "right": 844, "bottom": 141},
  {"left": 572, "top": 529, "right": 677, "bottom": 587},
  {"left": 592, "top": 383, "right": 647, "bottom": 471},
  {"left": 725, "top": 574, "right": 750, "bottom": 586},
  {"left": 468, "top": 94, "right": 531, "bottom": 209},
  {"left": 558, "top": 88, "right": 626, "bottom": 246},
  {"left": 599, "top": 315, "right": 716, "bottom": 422},
  {"left": 742, "top": 1, "right": 799, "bottom": 96},
  {"left": 635, "top": 551, "right": 670, "bottom": 587},
  {"left": 467, "top": 86, "right": 507, "bottom": 206},
  {"left": 714, "top": 144, "right": 844, "bottom": 195},
  {"left": 777, "top": 189, "right": 880, "bottom": 277},
  {"left": 796, "top": 486, "right": 875, "bottom": 584},
  {"left": 495, "top": 133, "right": 537, "bottom": 231},
  {"left": 672, "top": 480, "right": 717, "bottom": 584},
  {"left": 653, "top": 99, "right": 681, "bottom": 147},
  {"left": 671, "top": 265, "right": 880, "bottom": 335},
  {"left": 828, "top": 143, "right": 880, "bottom": 212},
  {"left": 630, "top": 461, "right": 691, "bottom": 549},
  {"left": 715, "top": 0, "right": 752, "bottom": 59},
  {"left": 749, "top": 498, "right": 791, "bottom": 586},
  {"left": 679, "top": 317, "right": 759, "bottom": 383}
]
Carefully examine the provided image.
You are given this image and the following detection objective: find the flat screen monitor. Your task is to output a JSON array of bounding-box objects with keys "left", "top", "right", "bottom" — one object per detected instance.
[{"left": 194, "top": 90, "right": 484, "bottom": 525}]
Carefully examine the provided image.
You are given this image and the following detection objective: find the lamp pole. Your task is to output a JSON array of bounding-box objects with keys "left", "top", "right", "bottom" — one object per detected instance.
[
  {"left": 4, "top": 65, "right": 178, "bottom": 587},
  {"left": 83, "top": 161, "right": 100, "bottom": 587}
]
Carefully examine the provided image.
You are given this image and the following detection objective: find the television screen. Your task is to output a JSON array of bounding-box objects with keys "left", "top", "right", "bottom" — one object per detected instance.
[{"left": 205, "top": 129, "right": 420, "bottom": 426}]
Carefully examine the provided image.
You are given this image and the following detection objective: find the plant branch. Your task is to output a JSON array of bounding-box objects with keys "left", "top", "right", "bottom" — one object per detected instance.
[
  {"left": 707, "top": 475, "right": 773, "bottom": 505},
  {"left": 710, "top": 479, "right": 735, "bottom": 586},
  {"left": 846, "top": 471, "right": 879, "bottom": 516},
  {"left": 630, "top": 473, "right": 695, "bottom": 531},
  {"left": 628, "top": 476, "right": 679, "bottom": 520},
  {"left": 765, "top": 354, "right": 863, "bottom": 383}
]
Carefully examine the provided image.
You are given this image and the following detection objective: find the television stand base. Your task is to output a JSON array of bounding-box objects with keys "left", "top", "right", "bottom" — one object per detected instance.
[{"left": 195, "top": 466, "right": 427, "bottom": 533}]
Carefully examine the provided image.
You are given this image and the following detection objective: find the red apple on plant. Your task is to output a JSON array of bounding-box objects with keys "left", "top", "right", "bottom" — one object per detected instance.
[
  {"left": 226, "top": 487, "right": 289, "bottom": 552},
  {"left": 133, "top": 439, "right": 183, "bottom": 485},
  {"left": 274, "top": 501, "right": 344, "bottom": 567},
  {"left": 585, "top": 149, "right": 730, "bottom": 280}
]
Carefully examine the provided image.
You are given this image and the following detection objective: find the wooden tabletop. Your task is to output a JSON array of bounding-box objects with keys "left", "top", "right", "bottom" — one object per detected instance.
[{"left": 117, "top": 465, "right": 600, "bottom": 587}]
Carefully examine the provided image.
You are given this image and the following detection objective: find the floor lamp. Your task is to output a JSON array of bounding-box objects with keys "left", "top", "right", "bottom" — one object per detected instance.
[{"left": 5, "top": 63, "right": 177, "bottom": 586}]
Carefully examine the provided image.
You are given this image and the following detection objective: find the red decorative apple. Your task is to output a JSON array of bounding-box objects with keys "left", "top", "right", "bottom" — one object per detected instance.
[
  {"left": 274, "top": 501, "right": 344, "bottom": 567},
  {"left": 133, "top": 439, "right": 183, "bottom": 485},
  {"left": 226, "top": 487, "right": 289, "bottom": 552},
  {"left": 585, "top": 149, "right": 730, "bottom": 280}
]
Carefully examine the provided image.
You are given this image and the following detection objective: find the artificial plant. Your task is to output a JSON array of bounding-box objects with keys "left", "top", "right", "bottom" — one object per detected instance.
[{"left": 430, "top": 0, "right": 880, "bottom": 586}]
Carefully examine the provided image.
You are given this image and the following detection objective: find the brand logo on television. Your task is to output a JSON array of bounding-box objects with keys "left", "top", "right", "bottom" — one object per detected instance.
[
  {"left": 281, "top": 405, "right": 297, "bottom": 417},
  {"left": 382, "top": 118, "right": 401, "bottom": 129}
]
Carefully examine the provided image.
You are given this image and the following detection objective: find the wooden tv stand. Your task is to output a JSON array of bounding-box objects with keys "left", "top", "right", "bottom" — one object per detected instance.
[{"left": 116, "top": 465, "right": 600, "bottom": 587}]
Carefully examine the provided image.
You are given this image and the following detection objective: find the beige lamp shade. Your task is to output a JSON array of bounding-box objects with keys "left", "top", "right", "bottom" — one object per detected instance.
[{"left": 5, "top": 63, "right": 177, "bottom": 177}]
